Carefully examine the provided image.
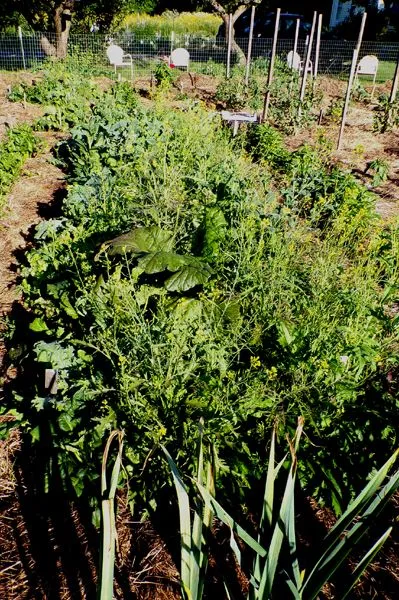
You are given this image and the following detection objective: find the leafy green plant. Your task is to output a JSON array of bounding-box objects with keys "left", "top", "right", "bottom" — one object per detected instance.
[
  {"left": 154, "top": 61, "right": 176, "bottom": 89},
  {"left": 326, "top": 97, "right": 344, "bottom": 124},
  {"left": 373, "top": 93, "right": 399, "bottom": 133},
  {"left": 366, "top": 158, "right": 390, "bottom": 187},
  {"left": 0, "top": 124, "right": 38, "bottom": 211},
  {"left": 215, "top": 75, "right": 262, "bottom": 111}
]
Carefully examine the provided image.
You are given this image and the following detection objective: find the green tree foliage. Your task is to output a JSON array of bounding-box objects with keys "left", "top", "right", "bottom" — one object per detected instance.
[{"left": 0, "top": 1, "right": 156, "bottom": 55}]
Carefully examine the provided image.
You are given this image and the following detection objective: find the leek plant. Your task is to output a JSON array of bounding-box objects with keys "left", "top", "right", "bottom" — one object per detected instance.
[
  {"left": 97, "top": 430, "right": 124, "bottom": 600},
  {"left": 168, "top": 419, "right": 399, "bottom": 599},
  {"left": 162, "top": 421, "right": 215, "bottom": 600}
]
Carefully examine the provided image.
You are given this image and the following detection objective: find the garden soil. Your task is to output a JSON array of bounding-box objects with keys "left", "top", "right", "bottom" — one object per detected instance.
[{"left": 0, "top": 71, "right": 399, "bottom": 599}]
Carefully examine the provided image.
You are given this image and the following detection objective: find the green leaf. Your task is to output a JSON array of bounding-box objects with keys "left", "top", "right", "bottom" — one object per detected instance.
[
  {"left": 34, "top": 341, "right": 75, "bottom": 369},
  {"left": 104, "top": 226, "right": 174, "bottom": 256},
  {"left": 162, "top": 445, "right": 192, "bottom": 596},
  {"left": 196, "top": 482, "right": 267, "bottom": 557},
  {"left": 138, "top": 251, "right": 185, "bottom": 274},
  {"left": 201, "top": 207, "right": 227, "bottom": 260},
  {"left": 165, "top": 263, "right": 212, "bottom": 292},
  {"left": 29, "top": 317, "right": 49, "bottom": 332},
  {"left": 340, "top": 528, "right": 392, "bottom": 600},
  {"left": 60, "top": 292, "right": 79, "bottom": 319}
]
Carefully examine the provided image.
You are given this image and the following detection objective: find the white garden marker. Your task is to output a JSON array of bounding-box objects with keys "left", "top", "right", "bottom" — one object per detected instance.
[
  {"left": 337, "top": 11, "right": 367, "bottom": 150},
  {"left": 262, "top": 8, "right": 281, "bottom": 121}
]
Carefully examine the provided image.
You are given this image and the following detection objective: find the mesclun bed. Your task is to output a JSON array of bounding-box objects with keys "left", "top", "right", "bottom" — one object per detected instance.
[
  {"left": 2, "top": 67, "right": 399, "bottom": 521},
  {"left": 0, "top": 124, "right": 38, "bottom": 212}
]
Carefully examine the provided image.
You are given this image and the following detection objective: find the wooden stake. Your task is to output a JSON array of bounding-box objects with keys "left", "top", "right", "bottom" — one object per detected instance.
[
  {"left": 314, "top": 13, "right": 323, "bottom": 79},
  {"left": 245, "top": 6, "right": 256, "bottom": 86},
  {"left": 262, "top": 8, "right": 281, "bottom": 122},
  {"left": 292, "top": 18, "right": 300, "bottom": 68},
  {"left": 337, "top": 12, "right": 367, "bottom": 150},
  {"left": 299, "top": 11, "right": 317, "bottom": 103},
  {"left": 289, "top": 19, "right": 300, "bottom": 94},
  {"left": 226, "top": 14, "right": 233, "bottom": 79},
  {"left": 18, "top": 26, "right": 26, "bottom": 71},
  {"left": 356, "top": 11, "right": 367, "bottom": 51},
  {"left": 389, "top": 52, "right": 399, "bottom": 104}
]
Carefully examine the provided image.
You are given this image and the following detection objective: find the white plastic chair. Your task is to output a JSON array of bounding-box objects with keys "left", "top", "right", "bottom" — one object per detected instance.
[
  {"left": 356, "top": 55, "right": 379, "bottom": 98},
  {"left": 287, "top": 50, "right": 313, "bottom": 75},
  {"left": 169, "top": 48, "right": 190, "bottom": 70},
  {"left": 106, "top": 44, "right": 133, "bottom": 80}
]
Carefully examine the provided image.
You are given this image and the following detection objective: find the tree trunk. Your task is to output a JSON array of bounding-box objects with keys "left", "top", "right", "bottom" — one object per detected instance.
[
  {"left": 222, "top": 14, "right": 247, "bottom": 67},
  {"left": 39, "top": 1, "right": 74, "bottom": 59}
]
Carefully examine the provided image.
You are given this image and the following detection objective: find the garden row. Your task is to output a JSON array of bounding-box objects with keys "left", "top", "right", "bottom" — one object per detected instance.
[{"left": 1, "top": 61, "right": 399, "bottom": 595}]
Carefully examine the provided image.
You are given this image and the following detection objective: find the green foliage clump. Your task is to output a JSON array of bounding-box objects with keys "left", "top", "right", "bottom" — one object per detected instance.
[
  {"left": 215, "top": 75, "right": 262, "bottom": 111},
  {"left": 0, "top": 124, "right": 38, "bottom": 211},
  {"left": 8, "top": 63, "right": 138, "bottom": 131},
  {"left": 154, "top": 60, "right": 176, "bottom": 89},
  {"left": 373, "top": 93, "right": 399, "bottom": 133},
  {"left": 2, "top": 68, "right": 399, "bottom": 522}
]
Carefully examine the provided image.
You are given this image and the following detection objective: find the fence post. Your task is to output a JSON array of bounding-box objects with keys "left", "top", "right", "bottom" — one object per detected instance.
[
  {"left": 262, "top": 7, "right": 281, "bottom": 122},
  {"left": 337, "top": 12, "right": 367, "bottom": 150},
  {"left": 389, "top": 52, "right": 399, "bottom": 104},
  {"left": 226, "top": 14, "right": 233, "bottom": 79},
  {"left": 170, "top": 30, "right": 175, "bottom": 54},
  {"left": 314, "top": 13, "right": 323, "bottom": 79},
  {"left": 244, "top": 6, "right": 256, "bottom": 86},
  {"left": 299, "top": 11, "right": 317, "bottom": 103},
  {"left": 18, "top": 26, "right": 26, "bottom": 70}
]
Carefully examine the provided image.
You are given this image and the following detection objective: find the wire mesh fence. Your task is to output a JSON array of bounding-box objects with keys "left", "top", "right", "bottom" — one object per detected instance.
[{"left": 0, "top": 31, "right": 398, "bottom": 83}]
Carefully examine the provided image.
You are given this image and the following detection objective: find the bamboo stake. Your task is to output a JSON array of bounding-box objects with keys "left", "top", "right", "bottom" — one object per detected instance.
[
  {"left": 226, "top": 14, "right": 233, "bottom": 79},
  {"left": 262, "top": 8, "right": 281, "bottom": 122},
  {"left": 245, "top": 6, "right": 256, "bottom": 86},
  {"left": 337, "top": 12, "right": 367, "bottom": 150},
  {"left": 299, "top": 11, "right": 317, "bottom": 103},
  {"left": 314, "top": 13, "right": 323, "bottom": 79}
]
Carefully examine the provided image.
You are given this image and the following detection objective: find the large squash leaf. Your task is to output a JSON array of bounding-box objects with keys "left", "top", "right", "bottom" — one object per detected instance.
[
  {"left": 138, "top": 251, "right": 186, "bottom": 274},
  {"left": 165, "top": 262, "right": 212, "bottom": 292},
  {"left": 104, "top": 226, "right": 174, "bottom": 256}
]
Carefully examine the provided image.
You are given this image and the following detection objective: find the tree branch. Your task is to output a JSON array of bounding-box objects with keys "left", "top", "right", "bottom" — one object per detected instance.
[{"left": 209, "top": 0, "right": 227, "bottom": 18}]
